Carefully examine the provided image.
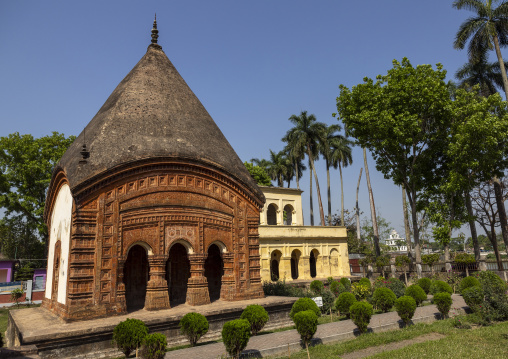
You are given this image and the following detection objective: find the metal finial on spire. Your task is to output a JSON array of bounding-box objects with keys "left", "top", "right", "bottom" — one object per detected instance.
[{"left": 151, "top": 13, "right": 159, "bottom": 45}]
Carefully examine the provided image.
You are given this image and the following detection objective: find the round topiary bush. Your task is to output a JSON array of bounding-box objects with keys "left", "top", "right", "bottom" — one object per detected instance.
[
  {"left": 179, "top": 312, "right": 209, "bottom": 346},
  {"left": 417, "top": 277, "right": 432, "bottom": 294},
  {"left": 430, "top": 280, "right": 453, "bottom": 295},
  {"left": 387, "top": 277, "right": 406, "bottom": 298},
  {"left": 289, "top": 297, "right": 321, "bottom": 321},
  {"left": 293, "top": 310, "right": 318, "bottom": 353},
  {"left": 222, "top": 319, "right": 251, "bottom": 359},
  {"left": 372, "top": 287, "right": 396, "bottom": 313},
  {"left": 405, "top": 284, "right": 427, "bottom": 306},
  {"left": 113, "top": 318, "right": 148, "bottom": 357},
  {"left": 394, "top": 295, "right": 417, "bottom": 325},
  {"left": 351, "top": 282, "right": 371, "bottom": 300},
  {"left": 330, "top": 281, "right": 347, "bottom": 297},
  {"left": 335, "top": 292, "right": 357, "bottom": 317},
  {"left": 358, "top": 277, "right": 372, "bottom": 291},
  {"left": 462, "top": 285, "right": 484, "bottom": 312},
  {"left": 310, "top": 280, "right": 324, "bottom": 295},
  {"left": 240, "top": 305, "right": 269, "bottom": 335},
  {"left": 475, "top": 271, "right": 507, "bottom": 298},
  {"left": 434, "top": 292, "right": 453, "bottom": 318},
  {"left": 141, "top": 333, "right": 167, "bottom": 359},
  {"left": 320, "top": 289, "right": 336, "bottom": 314},
  {"left": 349, "top": 302, "right": 373, "bottom": 334},
  {"left": 459, "top": 276, "right": 481, "bottom": 294},
  {"left": 340, "top": 277, "right": 352, "bottom": 291}
]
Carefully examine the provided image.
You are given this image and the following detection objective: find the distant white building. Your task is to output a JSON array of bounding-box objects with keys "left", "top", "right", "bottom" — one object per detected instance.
[{"left": 385, "top": 230, "right": 407, "bottom": 252}]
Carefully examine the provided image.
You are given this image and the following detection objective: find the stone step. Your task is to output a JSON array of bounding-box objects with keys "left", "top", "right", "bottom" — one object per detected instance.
[{"left": 0, "top": 345, "right": 39, "bottom": 358}]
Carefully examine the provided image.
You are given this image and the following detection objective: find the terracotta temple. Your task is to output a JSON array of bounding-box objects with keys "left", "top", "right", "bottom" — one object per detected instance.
[{"left": 42, "top": 19, "right": 265, "bottom": 322}]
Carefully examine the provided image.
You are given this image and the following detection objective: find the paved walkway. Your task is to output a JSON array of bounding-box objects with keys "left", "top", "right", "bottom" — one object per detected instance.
[{"left": 164, "top": 294, "right": 467, "bottom": 359}]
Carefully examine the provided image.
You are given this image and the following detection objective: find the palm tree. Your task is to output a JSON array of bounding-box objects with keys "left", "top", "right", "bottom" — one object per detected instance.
[
  {"left": 283, "top": 111, "right": 326, "bottom": 226},
  {"left": 266, "top": 150, "right": 289, "bottom": 187},
  {"left": 455, "top": 51, "right": 508, "bottom": 96},
  {"left": 453, "top": 0, "right": 508, "bottom": 100},
  {"left": 282, "top": 144, "right": 306, "bottom": 189}
]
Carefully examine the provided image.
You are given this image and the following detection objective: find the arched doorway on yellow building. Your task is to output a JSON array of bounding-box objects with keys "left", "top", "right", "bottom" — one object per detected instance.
[
  {"left": 283, "top": 204, "right": 293, "bottom": 225},
  {"left": 290, "top": 249, "right": 301, "bottom": 279},
  {"left": 267, "top": 204, "right": 278, "bottom": 225},
  {"left": 309, "top": 249, "right": 319, "bottom": 278},
  {"left": 270, "top": 249, "right": 282, "bottom": 281}
]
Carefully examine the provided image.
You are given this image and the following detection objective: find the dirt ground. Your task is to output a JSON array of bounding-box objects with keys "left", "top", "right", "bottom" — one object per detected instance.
[{"left": 340, "top": 333, "right": 446, "bottom": 359}]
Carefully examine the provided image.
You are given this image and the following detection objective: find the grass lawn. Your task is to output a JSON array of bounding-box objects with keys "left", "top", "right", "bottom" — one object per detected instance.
[{"left": 269, "top": 316, "right": 508, "bottom": 359}]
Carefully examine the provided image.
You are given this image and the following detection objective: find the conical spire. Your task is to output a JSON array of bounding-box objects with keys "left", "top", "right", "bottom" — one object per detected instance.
[{"left": 150, "top": 14, "right": 161, "bottom": 49}]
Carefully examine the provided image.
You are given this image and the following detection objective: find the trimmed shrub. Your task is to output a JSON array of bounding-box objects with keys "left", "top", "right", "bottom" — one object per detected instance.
[
  {"left": 179, "top": 312, "right": 209, "bottom": 346},
  {"left": 327, "top": 277, "right": 334, "bottom": 285},
  {"left": 351, "top": 282, "right": 371, "bottom": 300},
  {"left": 373, "top": 276, "right": 388, "bottom": 290},
  {"left": 405, "top": 284, "right": 427, "bottom": 306},
  {"left": 141, "top": 333, "right": 167, "bottom": 359},
  {"left": 112, "top": 318, "right": 148, "bottom": 357},
  {"left": 417, "top": 277, "right": 431, "bottom": 294},
  {"left": 459, "top": 276, "right": 481, "bottom": 294},
  {"left": 321, "top": 289, "right": 336, "bottom": 314},
  {"left": 240, "top": 305, "right": 269, "bottom": 335},
  {"left": 434, "top": 292, "right": 453, "bottom": 318},
  {"left": 462, "top": 286, "right": 484, "bottom": 312},
  {"left": 335, "top": 292, "right": 357, "bottom": 317},
  {"left": 358, "top": 278, "right": 372, "bottom": 291},
  {"left": 394, "top": 295, "right": 417, "bottom": 325},
  {"left": 293, "top": 310, "right": 318, "bottom": 353},
  {"left": 310, "top": 280, "right": 324, "bottom": 295},
  {"left": 349, "top": 302, "right": 373, "bottom": 334},
  {"left": 340, "top": 277, "right": 352, "bottom": 291},
  {"left": 289, "top": 297, "right": 320, "bottom": 321},
  {"left": 222, "top": 319, "right": 251, "bottom": 359},
  {"left": 430, "top": 280, "right": 453, "bottom": 295},
  {"left": 263, "top": 280, "right": 310, "bottom": 297},
  {"left": 387, "top": 277, "right": 406, "bottom": 298},
  {"left": 330, "top": 281, "right": 347, "bottom": 297},
  {"left": 475, "top": 271, "right": 507, "bottom": 298},
  {"left": 372, "top": 287, "right": 396, "bottom": 313}
]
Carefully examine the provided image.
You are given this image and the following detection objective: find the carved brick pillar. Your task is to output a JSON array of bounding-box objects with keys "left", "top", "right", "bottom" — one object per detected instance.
[
  {"left": 145, "top": 255, "right": 170, "bottom": 310},
  {"left": 186, "top": 254, "right": 210, "bottom": 306},
  {"left": 220, "top": 253, "right": 235, "bottom": 300},
  {"left": 116, "top": 259, "right": 127, "bottom": 313}
]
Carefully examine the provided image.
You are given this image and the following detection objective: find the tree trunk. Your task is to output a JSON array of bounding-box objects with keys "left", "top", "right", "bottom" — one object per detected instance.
[
  {"left": 363, "top": 148, "right": 380, "bottom": 256},
  {"left": 308, "top": 146, "right": 326, "bottom": 226},
  {"left": 295, "top": 159, "right": 300, "bottom": 190},
  {"left": 493, "top": 177, "right": 508, "bottom": 254},
  {"left": 402, "top": 184, "right": 412, "bottom": 259},
  {"left": 356, "top": 168, "right": 363, "bottom": 241},
  {"left": 408, "top": 189, "right": 422, "bottom": 266},
  {"left": 340, "top": 163, "right": 345, "bottom": 226},
  {"left": 309, "top": 160, "right": 314, "bottom": 226},
  {"left": 485, "top": 223, "right": 503, "bottom": 271},
  {"left": 465, "top": 191, "right": 481, "bottom": 262},
  {"left": 326, "top": 159, "right": 331, "bottom": 225},
  {"left": 493, "top": 35, "right": 508, "bottom": 101}
]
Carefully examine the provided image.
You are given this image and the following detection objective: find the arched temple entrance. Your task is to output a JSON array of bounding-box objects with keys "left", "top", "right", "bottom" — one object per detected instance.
[
  {"left": 205, "top": 244, "right": 224, "bottom": 302},
  {"left": 167, "top": 243, "right": 190, "bottom": 306},
  {"left": 124, "top": 245, "right": 149, "bottom": 311},
  {"left": 290, "top": 249, "right": 300, "bottom": 280}
]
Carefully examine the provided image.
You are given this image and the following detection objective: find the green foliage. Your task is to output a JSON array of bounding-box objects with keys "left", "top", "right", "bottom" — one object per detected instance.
[
  {"left": 244, "top": 162, "right": 272, "bottom": 186},
  {"left": 327, "top": 277, "right": 334, "bottom": 286},
  {"left": 112, "top": 318, "right": 148, "bottom": 357},
  {"left": 373, "top": 276, "right": 388, "bottom": 290},
  {"left": 358, "top": 278, "right": 372, "bottom": 290},
  {"left": 394, "top": 296, "right": 417, "bottom": 325},
  {"left": 351, "top": 282, "right": 371, "bottom": 301},
  {"left": 179, "top": 312, "right": 209, "bottom": 346},
  {"left": 387, "top": 278, "right": 406, "bottom": 298},
  {"left": 262, "top": 280, "right": 310, "bottom": 297},
  {"left": 474, "top": 271, "right": 507, "bottom": 299},
  {"left": 289, "top": 297, "right": 320, "bottom": 321},
  {"left": 395, "top": 255, "right": 411, "bottom": 270},
  {"left": 221, "top": 319, "right": 251, "bottom": 359},
  {"left": 0, "top": 132, "right": 75, "bottom": 246},
  {"left": 349, "top": 302, "right": 373, "bottom": 334},
  {"left": 433, "top": 292, "right": 452, "bottom": 318},
  {"left": 430, "top": 280, "right": 453, "bottom": 295},
  {"left": 310, "top": 280, "right": 324, "bottom": 295},
  {"left": 320, "top": 290, "right": 336, "bottom": 314},
  {"left": 240, "top": 305, "right": 269, "bottom": 336},
  {"left": 375, "top": 255, "right": 390, "bottom": 270},
  {"left": 454, "top": 253, "right": 475, "bottom": 264},
  {"left": 335, "top": 292, "right": 357, "bottom": 317},
  {"left": 421, "top": 254, "right": 440, "bottom": 266},
  {"left": 10, "top": 288, "right": 23, "bottom": 307},
  {"left": 462, "top": 286, "right": 484, "bottom": 313},
  {"left": 340, "top": 277, "right": 351, "bottom": 291},
  {"left": 14, "top": 264, "right": 35, "bottom": 281},
  {"left": 404, "top": 284, "right": 427, "bottom": 306},
  {"left": 293, "top": 310, "right": 318, "bottom": 347},
  {"left": 372, "top": 287, "right": 396, "bottom": 313},
  {"left": 417, "top": 277, "right": 432, "bottom": 294},
  {"left": 459, "top": 276, "right": 481, "bottom": 294},
  {"left": 141, "top": 333, "right": 166, "bottom": 359},
  {"left": 330, "top": 280, "right": 346, "bottom": 297}
]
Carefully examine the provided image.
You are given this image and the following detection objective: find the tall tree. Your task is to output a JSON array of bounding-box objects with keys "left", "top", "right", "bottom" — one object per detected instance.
[
  {"left": 328, "top": 133, "right": 353, "bottom": 226},
  {"left": 363, "top": 148, "right": 381, "bottom": 256},
  {"left": 265, "top": 150, "right": 289, "bottom": 187},
  {"left": 283, "top": 111, "right": 326, "bottom": 226},
  {"left": 0, "top": 132, "right": 75, "bottom": 250},
  {"left": 402, "top": 184, "right": 413, "bottom": 258},
  {"left": 282, "top": 146, "right": 306, "bottom": 189},
  {"left": 453, "top": 0, "right": 508, "bottom": 100}
]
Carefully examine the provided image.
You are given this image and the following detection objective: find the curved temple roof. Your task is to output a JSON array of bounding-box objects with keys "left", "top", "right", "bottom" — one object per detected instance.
[{"left": 58, "top": 31, "right": 263, "bottom": 202}]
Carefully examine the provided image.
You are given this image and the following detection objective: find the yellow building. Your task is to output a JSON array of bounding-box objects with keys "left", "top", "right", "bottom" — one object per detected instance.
[{"left": 258, "top": 186, "right": 350, "bottom": 282}]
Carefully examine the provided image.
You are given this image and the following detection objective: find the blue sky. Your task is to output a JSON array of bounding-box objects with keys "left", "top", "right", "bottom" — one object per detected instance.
[{"left": 0, "top": 1, "right": 494, "bottom": 239}]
